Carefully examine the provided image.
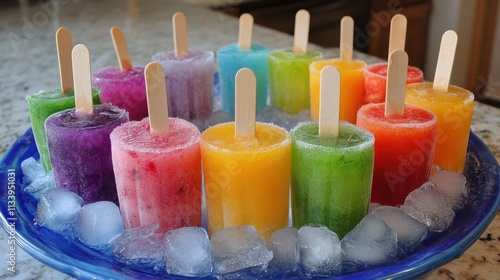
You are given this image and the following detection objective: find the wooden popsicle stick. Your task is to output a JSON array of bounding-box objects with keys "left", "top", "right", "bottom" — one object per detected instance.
[
  {"left": 234, "top": 68, "right": 256, "bottom": 138},
  {"left": 145, "top": 62, "right": 170, "bottom": 136},
  {"left": 238, "top": 13, "right": 254, "bottom": 50},
  {"left": 293, "top": 9, "right": 310, "bottom": 54},
  {"left": 319, "top": 66, "right": 341, "bottom": 138},
  {"left": 340, "top": 16, "right": 354, "bottom": 61},
  {"left": 385, "top": 50, "right": 408, "bottom": 116},
  {"left": 388, "top": 14, "right": 407, "bottom": 57},
  {"left": 110, "top": 26, "right": 133, "bottom": 71},
  {"left": 71, "top": 44, "right": 94, "bottom": 116},
  {"left": 433, "top": 30, "right": 458, "bottom": 92},
  {"left": 173, "top": 12, "right": 189, "bottom": 57},
  {"left": 56, "top": 27, "right": 74, "bottom": 93}
]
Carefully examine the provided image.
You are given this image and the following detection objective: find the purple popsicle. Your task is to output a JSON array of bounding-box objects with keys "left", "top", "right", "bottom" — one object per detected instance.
[{"left": 46, "top": 103, "right": 128, "bottom": 204}]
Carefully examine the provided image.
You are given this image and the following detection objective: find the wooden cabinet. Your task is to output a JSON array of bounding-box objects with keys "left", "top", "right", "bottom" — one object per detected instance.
[{"left": 215, "top": 0, "right": 431, "bottom": 69}]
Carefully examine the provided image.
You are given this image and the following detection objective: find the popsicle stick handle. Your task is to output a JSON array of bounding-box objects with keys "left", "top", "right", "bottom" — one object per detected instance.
[
  {"left": 173, "top": 12, "right": 189, "bottom": 57},
  {"left": 319, "top": 66, "right": 341, "bottom": 138},
  {"left": 433, "top": 30, "right": 458, "bottom": 92},
  {"left": 145, "top": 62, "right": 170, "bottom": 136},
  {"left": 385, "top": 50, "right": 408, "bottom": 116},
  {"left": 238, "top": 13, "right": 253, "bottom": 50},
  {"left": 340, "top": 16, "right": 354, "bottom": 61},
  {"left": 72, "top": 44, "right": 94, "bottom": 116},
  {"left": 110, "top": 26, "right": 132, "bottom": 71},
  {"left": 56, "top": 27, "right": 74, "bottom": 93},
  {"left": 388, "top": 14, "right": 407, "bottom": 56},
  {"left": 293, "top": 9, "right": 310, "bottom": 54},
  {"left": 235, "top": 68, "right": 256, "bottom": 138}
]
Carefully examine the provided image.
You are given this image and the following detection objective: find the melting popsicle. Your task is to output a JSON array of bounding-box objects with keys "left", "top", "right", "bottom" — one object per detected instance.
[
  {"left": 27, "top": 27, "right": 100, "bottom": 171},
  {"left": 152, "top": 12, "right": 213, "bottom": 121},
  {"left": 309, "top": 16, "right": 366, "bottom": 123},
  {"left": 406, "top": 30, "right": 473, "bottom": 172},
  {"left": 356, "top": 50, "right": 437, "bottom": 206},
  {"left": 268, "top": 9, "right": 322, "bottom": 115},
  {"left": 201, "top": 68, "right": 291, "bottom": 241},
  {"left": 110, "top": 62, "right": 202, "bottom": 232},
  {"left": 92, "top": 26, "right": 147, "bottom": 121},
  {"left": 291, "top": 66, "right": 374, "bottom": 238},
  {"left": 45, "top": 44, "right": 128, "bottom": 204},
  {"left": 217, "top": 13, "right": 269, "bottom": 116},
  {"left": 363, "top": 14, "right": 423, "bottom": 104}
]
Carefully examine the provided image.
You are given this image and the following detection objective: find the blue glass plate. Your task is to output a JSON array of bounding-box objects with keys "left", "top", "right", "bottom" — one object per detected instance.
[{"left": 1, "top": 129, "right": 499, "bottom": 280}]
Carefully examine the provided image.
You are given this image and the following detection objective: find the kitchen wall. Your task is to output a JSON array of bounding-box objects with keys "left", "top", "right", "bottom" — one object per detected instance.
[{"left": 487, "top": 2, "right": 500, "bottom": 101}]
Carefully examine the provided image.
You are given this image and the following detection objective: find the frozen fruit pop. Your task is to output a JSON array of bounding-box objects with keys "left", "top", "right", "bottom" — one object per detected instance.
[
  {"left": 363, "top": 14, "right": 423, "bottom": 104},
  {"left": 406, "top": 31, "right": 473, "bottom": 172},
  {"left": 27, "top": 27, "right": 100, "bottom": 171},
  {"left": 93, "top": 26, "right": 147, "bottom": 121},
  {"left": 309, "top": 16, "right": 366, "bottom": 123},
  {"left": 356, "top": 50, "right": 437, "bottom": 206},
  {"left": 292, "top": 66, "right": 374, "bottom": 238},
  {"left": 46, "top": 45, "right": 129, "bottom": 204},
  {"left": 217, "top": 14, "right": 269, "bottom": 116},
  {"left": 269, "top": 9, "right": 322, "bottom": 115},
  {"left": 152, "top": 12, "right": 213, "bottom": 121},
  {"left": 201, "top": 68, "right": 291, "bottom": 240},
  {"left": 111, "top": 62, "right": 202, "bottom": 232}
]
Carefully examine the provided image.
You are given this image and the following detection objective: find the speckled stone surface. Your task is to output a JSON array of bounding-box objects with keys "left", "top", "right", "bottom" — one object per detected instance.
[{"left": 0, "top": 0, "right": 498, "bottom": 279}]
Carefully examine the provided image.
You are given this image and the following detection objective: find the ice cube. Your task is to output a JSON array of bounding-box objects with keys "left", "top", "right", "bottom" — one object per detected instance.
[
  {"left": 429, "top": 167, "right": 467, "bottom": 210},
  {"left": 211, "top": 225, "right": 273, "bottom": 274},
  {"left": 21, "top": 157, "right": 45, "bottom": 183},
  {"left": 267, "top": 227, "right": 299, "bottom": 272},
  {"left": 73, "top": 201, "right": 124, "bottom": 248},
  {"left": 256, "top": 106, "right": 300, "bottom": 131},
  {"left": 34, "top": 188, "right": 83, "bottom": 234},
  {"left": 341, "top": 214, "right": 397, "bottom": 273},
  {"left": 164, "top": 227, "right": 213, "bottom": 277},
  {"left": 401, "top": 182, "right": 455, "bottom": 232},
  {"left": 297, "top": 225, "right": 342, "bottom": 277},
  {"left": 24, "top": 171, "right": 56, "bottom": 199},
  {"left": 111, "top": 224, "right": 164, "bottom": 266},
  {"left": 369, "top": 202, "right": 382, "bottom": 212},
  {"left": 372, "top": 206, "right": 427, "bottom": 255}
]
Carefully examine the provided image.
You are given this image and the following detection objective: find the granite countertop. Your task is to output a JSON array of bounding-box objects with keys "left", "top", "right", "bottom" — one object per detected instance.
[{"left": 0, "top": 0, "right": 498, "bottom": 279}]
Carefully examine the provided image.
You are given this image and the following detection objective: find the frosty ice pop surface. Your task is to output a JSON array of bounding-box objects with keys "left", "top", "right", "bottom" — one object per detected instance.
[
  {"left": 46, "top": 45, "right": 128, "bottom": 203},
  {"left": 152, "top": 12, "right": 213, "bottom": 121},
  {"left": 356, "top": 50, "right": 437, "bottom": 206},
  {"left": 406, "top": 31, "right": 473, "bottom": 172},
  {"left": 201, "top": 69, "right": 291, "bottom": 240},
  {"left": 217, "top": 14, "right": 269, "bottom": 116},
  {"left": 111, "top": 62, "right": 202, "bottom": 232},
  {"left": 310, "top": 17, "right": 365, "bottom": 123},
  {"left": 27, "top": 27, "right": 100, "bottom": 171},
  {"left": 292, "top": 66, "right": 374, "bottom": 238},
  {"left": 92, "top": 26, "right": 147, "bottom": 121},
  {"left": 268, "top": 10, "right": 322, "bottom": 115}
]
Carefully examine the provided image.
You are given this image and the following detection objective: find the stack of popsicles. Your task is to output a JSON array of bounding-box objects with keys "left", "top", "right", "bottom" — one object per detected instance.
[{"left": 25, "top": 10, "right": 476, "bottom": 255}]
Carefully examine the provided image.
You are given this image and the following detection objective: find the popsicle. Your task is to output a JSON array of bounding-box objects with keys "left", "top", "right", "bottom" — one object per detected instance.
[
  {"left": 268, "top": 9, "right": 322, "bottom": 115},
  {"left": 356, "top": 50, "right": 437, "bottom": 206},
  {"left": 110, "top": 62, "right": 202, "bottom": 232},
  {"left": 152, "top": 12, "right": 213, "bottom": 121},
  {"left": 292, "top": 66, "right": 374, "bottom": 238},
  {"left": 201, "top": 68, "right": 291, "bottom": 241},
  {"left": 92, "top": 26, "right": 147, "bottom": 121},
  {"left": 406, "top": 30, "right": 473, "bottom": 172},
  {"left": 217, "top": 13, "right": 269, "bottom": 116},
  {"left": 27, "top": 27, "right": 100, "bottom": 171},
  {"left": 45, "top": 45, "right": 128, "bottom": 204},
  {"left": 363, "top": 14, "right": 423, "bottom": 104},
  {"left": 309, "top": 16, "right": 366, "bottom": 123}
]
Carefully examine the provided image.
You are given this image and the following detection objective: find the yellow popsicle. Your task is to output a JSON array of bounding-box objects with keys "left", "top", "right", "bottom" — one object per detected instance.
[
  {"left": 310, "top": 59, "right": 366, "bottom": 123},
  {"left": 201, "top": 122, "right": 291, "bottom": 241},
  {"left": 406, "top": 82, "right": 474, "bottom": 172}
]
